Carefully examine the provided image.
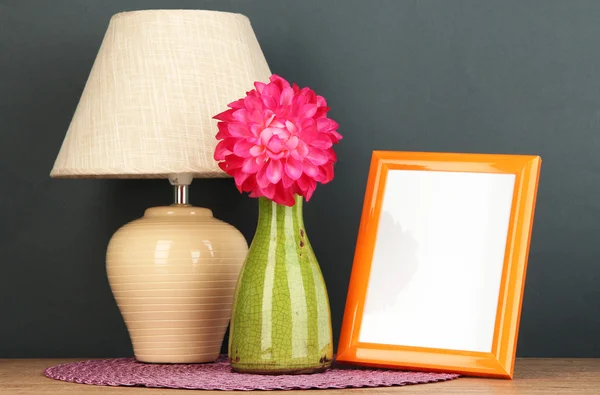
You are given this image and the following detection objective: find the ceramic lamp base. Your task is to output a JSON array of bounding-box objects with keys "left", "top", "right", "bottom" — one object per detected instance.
[{"left": 106, "top": 205, "right": 248, "bottom": 363}]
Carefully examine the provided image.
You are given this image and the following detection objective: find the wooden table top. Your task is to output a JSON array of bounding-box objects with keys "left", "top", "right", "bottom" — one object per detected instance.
[{"left": 0, "top": 358, "right": 598, "bottom": 394}]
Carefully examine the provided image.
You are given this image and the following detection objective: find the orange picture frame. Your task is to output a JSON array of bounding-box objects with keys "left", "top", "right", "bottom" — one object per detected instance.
[{"left": 337, "top": 151, "right": 541, "bottom": 379}]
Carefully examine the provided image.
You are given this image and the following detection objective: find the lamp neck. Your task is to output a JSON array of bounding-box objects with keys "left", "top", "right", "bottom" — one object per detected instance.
[
  {"left": 168, "top": 174, "right": 193, "bottom": 206},
  {"left": 173, "top": 184, "right": 189, "bottom": 205}
]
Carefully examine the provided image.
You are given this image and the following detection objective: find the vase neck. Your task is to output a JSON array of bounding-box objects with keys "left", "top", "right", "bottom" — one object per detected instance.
[{"left": 257, "top": 195, "right": 304, "bottom": 230}]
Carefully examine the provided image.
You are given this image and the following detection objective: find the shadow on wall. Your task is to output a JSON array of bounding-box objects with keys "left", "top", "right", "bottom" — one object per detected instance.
[{"left": 365, "top": 210, "right": 419, "bottom": 312}]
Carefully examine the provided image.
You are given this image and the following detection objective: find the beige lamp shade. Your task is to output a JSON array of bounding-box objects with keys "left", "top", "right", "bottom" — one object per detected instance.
[{"left": 51, "top": 10, "right": 271, "bottom": 179}]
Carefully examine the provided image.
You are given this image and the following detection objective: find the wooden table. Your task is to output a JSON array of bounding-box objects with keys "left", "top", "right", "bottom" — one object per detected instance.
[{"left": 0, "top": 359, "right": 598, "bottom": 394}]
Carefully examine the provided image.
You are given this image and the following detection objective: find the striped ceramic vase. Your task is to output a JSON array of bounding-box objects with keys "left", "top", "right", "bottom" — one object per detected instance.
[
  {"left": 106, "top": 206, "right": 247, "bottom": 363},
  {"left": 229, "top": 196, "right": 333, "bottom": 374}
]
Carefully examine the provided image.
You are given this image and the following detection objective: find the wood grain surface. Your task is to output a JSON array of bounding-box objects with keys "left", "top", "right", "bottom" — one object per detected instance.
[{"left": 0, "top": 358, "right": 598, "bottom": 394}]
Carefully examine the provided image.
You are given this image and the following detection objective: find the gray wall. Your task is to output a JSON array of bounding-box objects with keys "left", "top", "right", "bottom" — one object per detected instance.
[{"left": 1, "top": 0, "right": 598, "bottom": 358}]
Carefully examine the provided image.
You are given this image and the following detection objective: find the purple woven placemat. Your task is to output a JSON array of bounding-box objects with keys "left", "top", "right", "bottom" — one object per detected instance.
[{"left": 44, "top": 356, "right": 459, "bottom": 391}]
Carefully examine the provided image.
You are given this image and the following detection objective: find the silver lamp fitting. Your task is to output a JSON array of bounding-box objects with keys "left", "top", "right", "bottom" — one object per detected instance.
[{"left": 168, "top": 174, "right": 193, "bottom": 206}]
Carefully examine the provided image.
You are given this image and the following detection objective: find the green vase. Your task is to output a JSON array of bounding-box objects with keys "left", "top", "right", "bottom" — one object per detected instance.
[{"left": 228, "top": 195, "right": 333, "bottom": 374}]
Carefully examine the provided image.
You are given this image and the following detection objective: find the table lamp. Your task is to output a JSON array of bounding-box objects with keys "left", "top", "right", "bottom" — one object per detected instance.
[{"left": 50, "top": 10, "right": 271, "bottom": 363}]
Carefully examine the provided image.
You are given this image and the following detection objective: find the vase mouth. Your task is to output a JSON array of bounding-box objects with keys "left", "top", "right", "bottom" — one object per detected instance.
[
  {"left": 258, "top": 195, "right": 304, "bottom": 207},
  {"left": 144, "top": 206, "right": 213, "bottom": 218}
]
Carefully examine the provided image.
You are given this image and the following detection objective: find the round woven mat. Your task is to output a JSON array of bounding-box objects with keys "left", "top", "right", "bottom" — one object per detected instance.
[{"left": 44, "top": 356, "right": 459, "bottom": 391}]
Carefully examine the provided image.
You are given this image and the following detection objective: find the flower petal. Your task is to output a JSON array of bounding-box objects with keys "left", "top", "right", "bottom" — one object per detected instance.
[
  {"left": 304, "top": 89, "right": 316, "bottom": 104},
  {"left": 282, "top": 173, "right": 295, "bottom": 188},
  {"left": 267, "top": 151, "right": 286, "bottom": 160},
  {"left": 262, "top": 95, "right": 277, "bottom": 111},
  {"left": 233, "top": 139, "right": 255, "bottom": 157},
  {"left": 285, "top": 156, "right": 302, "bottom": 180},
  {"left": 213, "top": 109, "right": 236, "bottom": 122},
  {"left": 304, "top": 182, "right": 316, "bottom": 201},
  {"left": 256, "top": 165, "right": 271, "bottom": 188},
  {"left": 270, "top": 74, "right": 291, "bottom": 90},
  {"left": 316, "top": 118, "right": 338, "bottom": 133},
  {"left": 244, "top": 95, "right": 263, "bottom": 112},
  {"left": 310, "top": 136, "right": 333, "bottom": 149},
  {"left": 300, "top": 104, "right": 317, "bottom": 119},
  {"left": 216, "top": 122, "right": 231, "bottom": 139},
  {"left": 249, "top": 110, "right": 264, "bottom": 125},
  {"left": 263, "top": 83, "right": 281, "bottom": 102},
  {"left": 320, "top": 162, "right": 335, "bottom": 184},
  {"left": 275, "top": 184, "right": 296, "bottom": 206},
  {"left": 249, "top": 145, "right": 265, "bottom": 157},
  {"left": 266, "top": 135, "right": 284, "bottom": 154},
  {"left": 286, "top": 135, "right": 299, "bottom": 150},
  {"left": 296, "top": 175, "right": 316, "bottom": 201},
  {"left": 280, "top": 87, "right": 294, "bottom": 107},
  {"left": 273, "top": 126, "right": 290, "bottom": 140},
  {"left": 270, "top": 120, "right": 285, "bottom": 128},
  {"left": 266, "top": 159, "right": 283, "bottom": 184},
  {"left": 254, "top": 81, "right": 267, "bottom": 94},
  {"left": 233, "top": 171, "right": 250, "bottom": 192},
  {"left": 228, "top": 98, "right": 246, "bottom": 109},
  {"left": 265, "top": 113, "right": 276, "bottom": 127},
  {"left": 261, "top": 183, "right": 276, "bottom": 199},
  {"left": 232, "top": 109, "right": 249, "bottom": 123},
  {"left": 250, "top": 124, "right": 263, "bottom": 136},
  {"left": 314, "top": 106, "right": 330, "bottom": 119},
  {"left": 302, "top": 160, "right": 320, "bottom": 177},
  {"left": 298, "top": 124, "right": 319, "bottom": 144},
  {"left": 285, "top": 120, "right": 297, "bottom": 135},
  {"left": 260, "top": 128, "right": 275, "bottom": 146},
  {"left": 241, "top": 176, "right": 257, "bottom": 194},
  {"left": 218, "top": 161, "right": 228, "bottom": 172},
  {"left": 242, "top": 156, "right": 263, "bottom": 174},
  {"left": 327, "top": 148, "right": 338, "bottom": 162},
  {"left": 214, "top": 139, "right": 234, "bottom": 160},
  {"left": 291, "top": 141, "right": 309, "bottom": 160},
  {"left": 306, "top": 147, "right": 329, "bottom": 166},
  {"left": 329, "top": 130, "right": 343, "bottom": 142},
  {"left": 217, "top": 155, "right": 243, "bottom": 172},
  {"left": 228, "top": 122, "right": 253, "bottom": 138}
]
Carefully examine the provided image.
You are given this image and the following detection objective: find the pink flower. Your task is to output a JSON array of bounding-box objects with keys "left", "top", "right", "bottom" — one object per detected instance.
[{"left": 213, "top": 75, "right": 342, "bottom": 206}]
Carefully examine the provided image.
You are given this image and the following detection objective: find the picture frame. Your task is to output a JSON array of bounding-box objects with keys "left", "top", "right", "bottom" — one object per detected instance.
[{"left": 337, "top": 151, "right": 541, "bottom": 379}]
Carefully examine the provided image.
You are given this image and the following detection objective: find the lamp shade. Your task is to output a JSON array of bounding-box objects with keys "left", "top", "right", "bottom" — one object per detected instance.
[{"left": 51, "top": 10, "right": 271, "bottom": 179}]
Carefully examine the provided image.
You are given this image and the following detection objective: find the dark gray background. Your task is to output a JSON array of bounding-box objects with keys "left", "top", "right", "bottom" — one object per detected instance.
[{"left": 1, "top": 0, "right": 597, "bottom": 358}]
